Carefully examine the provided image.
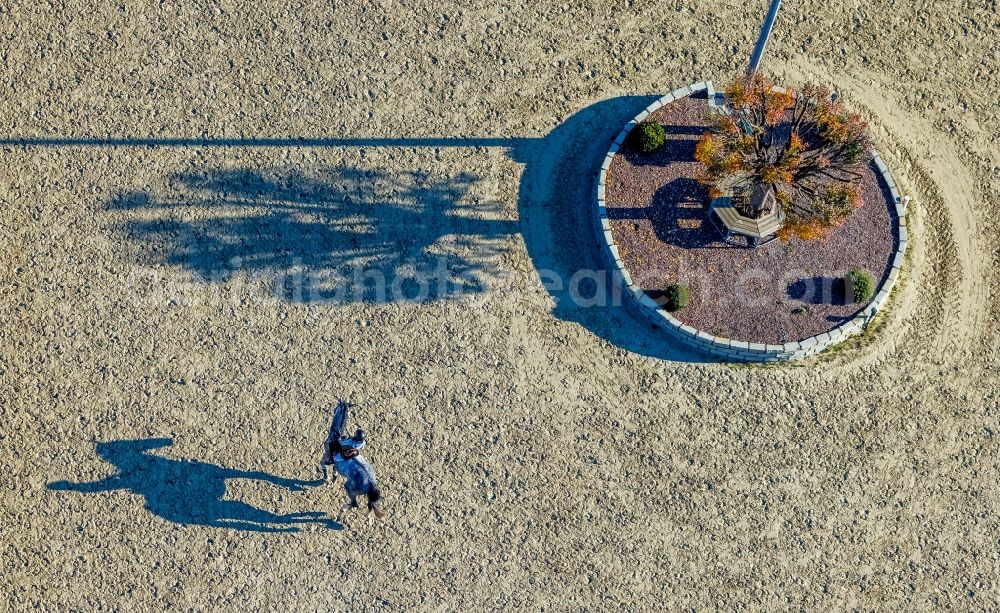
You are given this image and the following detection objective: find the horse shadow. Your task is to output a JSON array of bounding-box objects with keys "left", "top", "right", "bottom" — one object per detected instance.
[{"left": 47, "top": 438, "right": 340, "bottom": 533}]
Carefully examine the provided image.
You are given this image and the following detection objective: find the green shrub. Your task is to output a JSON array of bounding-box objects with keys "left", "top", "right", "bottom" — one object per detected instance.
[
  {"left": 662, "top": 283, "right": 690, "bottom": 312},
  {"left": 634, "top": 121, "right": 666, "bottom": 154},
  {"left": 847, "top": 268, "right": 874, "bottom": 303}
]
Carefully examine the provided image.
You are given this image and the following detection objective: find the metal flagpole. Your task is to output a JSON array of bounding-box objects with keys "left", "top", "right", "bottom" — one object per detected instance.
[{"left": 747, "top": 0, "right": 782, "bottom": 75}]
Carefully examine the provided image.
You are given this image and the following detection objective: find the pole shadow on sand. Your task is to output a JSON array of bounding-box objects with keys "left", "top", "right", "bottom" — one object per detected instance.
[
  {"left": 48, "top": 438, "right": 340, "bottom": 533},
  {"left": 1, "top": 96, "right": 708, "bottom": 362}
]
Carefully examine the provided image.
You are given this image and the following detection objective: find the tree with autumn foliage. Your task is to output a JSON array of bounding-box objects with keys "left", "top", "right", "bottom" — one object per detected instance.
[{"left": 694, "top": 72, "right": 873, "bottom": 240}]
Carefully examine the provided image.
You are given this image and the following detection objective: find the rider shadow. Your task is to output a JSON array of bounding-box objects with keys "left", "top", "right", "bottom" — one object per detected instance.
[{"left": 47, "top": 438, "right": 340, "bottom": 533}]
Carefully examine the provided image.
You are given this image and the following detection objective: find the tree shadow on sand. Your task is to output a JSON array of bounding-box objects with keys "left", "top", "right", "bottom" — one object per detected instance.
[
  {"left": 108, "top": 167, "right": 515, "bottom": 304},
  {"left": 9, "top": 96, "right": 715, "bottom": 361},
  {"left": 48, "top": 438, "right": 339, "bottom": 533}
]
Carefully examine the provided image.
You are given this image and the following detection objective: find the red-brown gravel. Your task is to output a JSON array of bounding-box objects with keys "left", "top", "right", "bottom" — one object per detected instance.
[{"left": 604, "top": 92, "right": 898, "bottom": 344}]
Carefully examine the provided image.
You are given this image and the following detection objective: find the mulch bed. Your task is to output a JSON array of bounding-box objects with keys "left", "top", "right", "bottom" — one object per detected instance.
[{"left": 604, "top": 92, "right": 898, "bottom": 344}]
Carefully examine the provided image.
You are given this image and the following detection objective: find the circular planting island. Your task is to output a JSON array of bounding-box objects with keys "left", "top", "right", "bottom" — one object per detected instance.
[{"left": 594, "top": 82, "right": 908, "bottom": 361}]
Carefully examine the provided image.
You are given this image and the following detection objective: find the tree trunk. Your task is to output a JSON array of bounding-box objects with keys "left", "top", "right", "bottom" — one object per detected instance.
[{"left": 748, "top": 183, "right": 776, "bottom": 218}]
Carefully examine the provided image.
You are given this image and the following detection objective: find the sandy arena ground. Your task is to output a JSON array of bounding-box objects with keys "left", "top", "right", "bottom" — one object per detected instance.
[{"left": 2, "top": 1, "right": 999, "bottom": 609}]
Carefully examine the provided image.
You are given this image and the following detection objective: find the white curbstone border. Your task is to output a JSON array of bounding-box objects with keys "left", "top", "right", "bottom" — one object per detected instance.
[{"left": 594, "top": 81, "right": 909, "bottom": 362}]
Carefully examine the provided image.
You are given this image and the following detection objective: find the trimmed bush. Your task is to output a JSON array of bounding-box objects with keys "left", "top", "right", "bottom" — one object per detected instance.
[
  {"left": 847, "top": 268, "right": 875, "bottom": 303},
  {"left": 663, "top": 283, "right": 690, "bottom": 312},
  {"left": 634, "top": 121, "right": 666, "bottom": 153}
]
